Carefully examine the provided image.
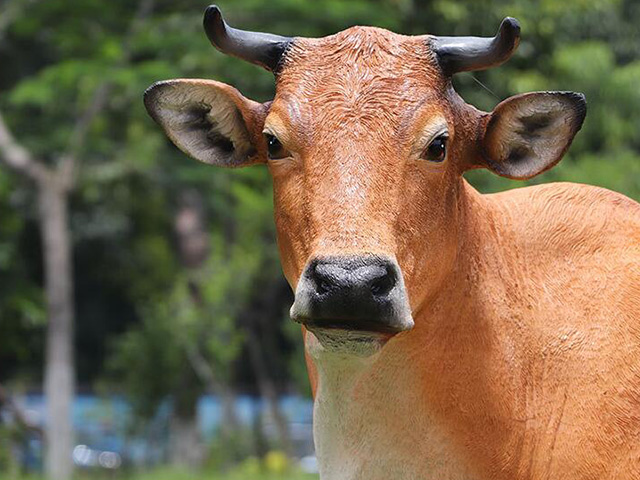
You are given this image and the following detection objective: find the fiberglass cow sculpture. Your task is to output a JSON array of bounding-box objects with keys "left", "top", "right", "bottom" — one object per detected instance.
[{"left": 145, "top": 6, "right": 640, "bottom": 480}]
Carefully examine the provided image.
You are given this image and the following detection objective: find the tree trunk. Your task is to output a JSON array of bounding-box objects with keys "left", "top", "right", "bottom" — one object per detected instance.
[
  {"left": 246, "top": 330, "right": 293, "bottom": 456},
  {"left": 184, "top": 342, "right": 240, "bottom": 437},
  {"left": 241, "top": 276, "right": 294, "bottom": 457},
  {"left": 174, "top": 190, "right": 241, "bottom": 439},
  {"left": 168, "top": 363, "right": 205, "bottom": 468},
  {"left": 218, "top": 385, "right": 240, "bottom": 438},
  {"left": 39, "top": 186, "right": 74, "bottom": 480},
  {"left": 169, "top": 406, "right": 203, "bottom": 468}
]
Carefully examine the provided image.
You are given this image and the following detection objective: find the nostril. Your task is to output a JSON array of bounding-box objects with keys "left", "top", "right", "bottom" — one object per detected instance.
[
  {"left": 370, "top": 271, "right": 395, "bottom": 297},
  {"left": 312, "top": 263, "right": 336, "bottom": 295},
  {"left": 316, "top": 278, "right": 332, "bottom": 295},
  {"left": 308, "top": 259, "right": 398, "bottom": 297}
]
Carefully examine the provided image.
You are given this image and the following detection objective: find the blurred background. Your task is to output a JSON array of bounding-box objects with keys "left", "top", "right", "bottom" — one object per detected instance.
[{"left": 0, "top": 0, "right": 638, "bottom": 479}]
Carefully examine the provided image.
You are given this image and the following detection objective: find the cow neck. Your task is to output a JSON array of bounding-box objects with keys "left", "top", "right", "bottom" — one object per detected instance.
[{"left": 306, "top": 181, "right": 520, "bottom": 480}]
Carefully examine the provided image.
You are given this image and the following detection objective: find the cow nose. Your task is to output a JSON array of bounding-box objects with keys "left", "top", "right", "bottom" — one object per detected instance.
[
  {"left": 290, "top": 256, "right": 414, "bottom": 334},
  {"left": 312, "top": 261, "right": 395, "bottom": 297}
]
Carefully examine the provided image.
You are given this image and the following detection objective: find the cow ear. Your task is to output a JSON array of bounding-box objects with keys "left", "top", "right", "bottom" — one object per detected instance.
[
  {"left": 479, "top": 91, "right": 586, "bottom": 179},
  {"left": 144, "top": 79, "right": 267, "bottom": 167}
]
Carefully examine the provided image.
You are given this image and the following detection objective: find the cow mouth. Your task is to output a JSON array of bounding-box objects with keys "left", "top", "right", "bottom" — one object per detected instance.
[
  {"left": 300, "top": 316, "right": 405, "bottom": 335},
  {"left": 303, "top": 321, "right": 397, "bottom": 358}
]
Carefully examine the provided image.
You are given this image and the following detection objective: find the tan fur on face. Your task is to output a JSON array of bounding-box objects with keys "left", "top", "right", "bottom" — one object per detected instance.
[{"left": 269, "top": 28, "right": 466, "bottom": 305}]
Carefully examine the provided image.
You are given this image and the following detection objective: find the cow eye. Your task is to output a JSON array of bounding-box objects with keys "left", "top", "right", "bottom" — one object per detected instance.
[
  {"left": 421, "top": 134, "right": 448, "bottom": 163},
  {"left": 264, "top": 133, "right": 290, "bottom": 160}
]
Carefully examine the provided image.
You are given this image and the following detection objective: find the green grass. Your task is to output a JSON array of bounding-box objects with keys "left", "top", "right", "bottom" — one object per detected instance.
[
  {"left": 136, "top": 470, "right": 318, "bottom": 480},
  {"left": 7, "top": 451, "right": 319, "bottom": 480},
  {"left": 9, "top": 467, "right": 318, "bottom": 480},
  {"left": 123, "top": 468, "right": 317, "bottom": 480}
]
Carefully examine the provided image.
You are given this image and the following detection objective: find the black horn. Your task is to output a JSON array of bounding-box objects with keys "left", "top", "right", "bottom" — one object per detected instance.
[
  {"left": 203, "top": 5, "right": 292, "bottom": 72},
  {"left": 431, "top": 17, "right": 521, "bottom": 74}
]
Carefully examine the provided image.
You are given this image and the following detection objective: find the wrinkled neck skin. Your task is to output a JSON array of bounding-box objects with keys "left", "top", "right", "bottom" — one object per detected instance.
[{"left": 301, "top": 180, "right": 518, "bottom": 480}]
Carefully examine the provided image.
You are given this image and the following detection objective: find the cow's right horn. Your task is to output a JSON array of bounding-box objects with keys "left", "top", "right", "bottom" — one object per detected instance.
[{"left": 431, "top": 17, "right": 521, "bottom": 75}]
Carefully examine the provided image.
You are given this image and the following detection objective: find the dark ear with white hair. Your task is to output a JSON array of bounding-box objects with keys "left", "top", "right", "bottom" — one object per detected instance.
[
  {"left": 477, "top": 91, "right": 586, "bottom": 179},
  {"left": 144, "top": 79, "right": 268, "bottom": 167}
]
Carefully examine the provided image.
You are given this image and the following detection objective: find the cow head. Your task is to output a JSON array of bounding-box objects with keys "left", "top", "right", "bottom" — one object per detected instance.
[{"left": 145, "top": 6, "right": 585, "bottom": 352}]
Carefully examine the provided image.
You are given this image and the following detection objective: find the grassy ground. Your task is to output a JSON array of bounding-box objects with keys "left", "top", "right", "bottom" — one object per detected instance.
[
  {"left": 12, "top": 470, "right": 318, "bottom": 480},
  {"left": 124, "top": 468, "right": 318, "bottom": 480},
  {"left": 7, "top": 451, "right": 319, "bottom": 479}
]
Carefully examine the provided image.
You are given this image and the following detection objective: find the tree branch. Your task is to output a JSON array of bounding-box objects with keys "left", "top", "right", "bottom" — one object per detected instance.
[
  {"left": 0, "top": 110, "right": 51, "bottom": 183},
  {"left": 0, "top": 0, "right": 39, "bottom": 44},
  {"left": 0, "top": 383, "right": 44, "bottom": 437}
]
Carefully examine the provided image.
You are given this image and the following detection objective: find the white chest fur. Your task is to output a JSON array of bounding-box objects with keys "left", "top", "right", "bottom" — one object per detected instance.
[{"left": 307, "top": 331, "right": 476, "bottom": 480}]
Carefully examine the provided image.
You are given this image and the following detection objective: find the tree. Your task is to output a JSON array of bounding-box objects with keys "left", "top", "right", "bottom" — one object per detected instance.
[
  {"left": 0, "top": 1, "right": 154, "bottom": 477},
  {"left": 0, "top": 96, "right": 77, "bottom": 480}
]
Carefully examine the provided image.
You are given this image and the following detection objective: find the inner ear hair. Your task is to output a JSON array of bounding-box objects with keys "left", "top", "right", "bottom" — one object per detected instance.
[
  {"left": 182, "top": 101, "right": 252, "bottom": 160},
  {"left": 144, "top": 80, "right": 263, "bottom": 167}
]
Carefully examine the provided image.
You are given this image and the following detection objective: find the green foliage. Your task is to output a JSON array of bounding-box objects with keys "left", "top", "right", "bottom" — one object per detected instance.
[
  {"left": 0, "top": 173, "right": 44, "bottom": 378},
  {"left": 450, "top": 0, "right": 640, "bottom": 201},
  {"left": 0, "top": 426, "right": 15, "bottom": 474},
  {"left": 108, "top": 208, "right": 269, "bottom": 418}
]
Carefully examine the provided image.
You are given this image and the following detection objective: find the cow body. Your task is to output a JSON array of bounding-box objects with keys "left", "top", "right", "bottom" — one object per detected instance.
[
  {"left": 145, "top": 7, "right": 640, "bottom": 479},
  {"left": 307, "top": 181, "right": 640, "bottom": 479}
]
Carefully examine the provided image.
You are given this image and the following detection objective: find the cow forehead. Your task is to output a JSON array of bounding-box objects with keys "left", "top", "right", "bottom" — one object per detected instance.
[
  {"left": 273, "top": 26, "right": 448, "bottom": 132},
  {"left": 281, "top": 26, "right": 440, "bottom": 76}
]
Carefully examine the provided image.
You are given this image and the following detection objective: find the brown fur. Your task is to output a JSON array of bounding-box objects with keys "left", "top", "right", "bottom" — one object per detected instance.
[{"left": 269, "top": 28, "right": 640, "bottom": 479}]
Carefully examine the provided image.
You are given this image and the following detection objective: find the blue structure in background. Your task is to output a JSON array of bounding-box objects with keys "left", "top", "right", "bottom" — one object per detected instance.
[{"left": 5, "top": 393, "right": 314, "bottom": 472}]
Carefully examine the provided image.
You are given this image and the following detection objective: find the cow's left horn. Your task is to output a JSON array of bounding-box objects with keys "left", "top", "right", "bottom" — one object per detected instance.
[
  {"left": 203, "top": 5, "right": 292, "bottom": 73},
  {"left": 431, "top": 17, "right": 521, "bottom": 74}
]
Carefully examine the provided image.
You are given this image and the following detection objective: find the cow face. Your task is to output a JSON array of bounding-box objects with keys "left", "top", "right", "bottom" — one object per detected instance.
[
  {"left": 144, "top": 7, "right": 586, "bottom": 350},
  {"left": 268, "top": 28, "right": 459, "bottom": 337}
]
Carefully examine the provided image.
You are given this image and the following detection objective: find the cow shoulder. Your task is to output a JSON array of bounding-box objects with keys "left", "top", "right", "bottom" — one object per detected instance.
[{"left": 490, "top": 182, "right": 640, "bottom": 258}]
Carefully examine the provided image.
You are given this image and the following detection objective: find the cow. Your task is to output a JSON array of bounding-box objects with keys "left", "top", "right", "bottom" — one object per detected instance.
[{"left": 144, "top": 6, "right": 640, "bottom": 479}]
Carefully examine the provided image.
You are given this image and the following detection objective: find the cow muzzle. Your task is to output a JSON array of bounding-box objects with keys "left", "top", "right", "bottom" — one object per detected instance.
[{"left": 290, "top": 255, "right": 414, "bottom": 335}]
